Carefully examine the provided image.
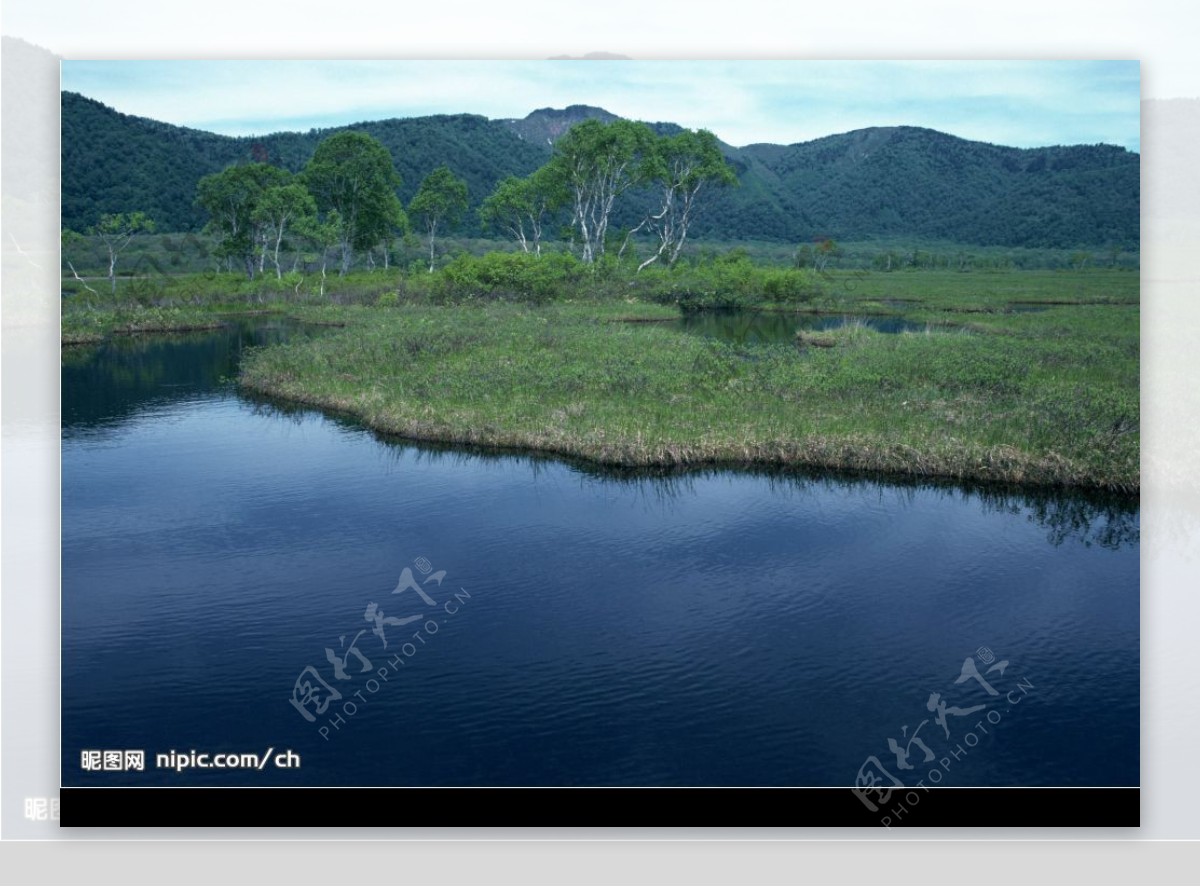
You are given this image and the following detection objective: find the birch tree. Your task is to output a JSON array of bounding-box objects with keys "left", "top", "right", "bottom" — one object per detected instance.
[
  {"left": 409, "top": 165, "right": 469, "bottom": 272},
  {"left": 479, "top": 168, "right": 561, "bottom": 257},
  {"left": 195, "top": 163, "right": 288, "bottom": 280},
  {"left": 253, "top": 181, "right": 317, "bottom": 279},
  {"left": 625, "top": 129, "right": 737, "bottom": 272},
  {"left": 89, "top": 211, "right": 155, "bottom": 294},
  {"left": 545, "top": 119, "right": 657, "bottom": 263},
  {"left": 294, "top": 210, "right": 344, "bottom": 297}
]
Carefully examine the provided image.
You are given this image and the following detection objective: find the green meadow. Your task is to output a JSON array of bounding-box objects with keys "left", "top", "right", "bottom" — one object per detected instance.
[
  {"left": 219, "top": 269, "right": 1137, "bottom": 492},
  {"left": 62, "top": 262, "right": 1138, "bottom": 492}
]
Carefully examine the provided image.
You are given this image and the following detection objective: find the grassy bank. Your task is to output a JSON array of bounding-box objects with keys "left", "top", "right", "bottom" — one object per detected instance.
[
  {"left": 830, "top": 268, "right": 1139, "bottom": 313},
  {"left": 237, "top": 289, "right": 1138, "bottom": 492},
  {"left": 61, "top": 305, "right": 230, "bottom": 344}
]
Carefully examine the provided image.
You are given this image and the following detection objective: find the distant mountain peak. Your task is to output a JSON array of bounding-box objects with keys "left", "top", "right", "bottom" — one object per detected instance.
[{"left": 504, "top": 105, "right": 620, "bottom": 144}]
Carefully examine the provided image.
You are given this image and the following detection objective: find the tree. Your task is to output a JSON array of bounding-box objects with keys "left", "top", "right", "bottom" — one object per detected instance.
[
  {"left": 89, "top": 211, "right": 155, "bottom": 294},
  {"left": 873, "top": 249, "right": 903, "bottom": 272},
  {"left": 302, "top": 132, "right": 405, "bottom": 275},
  {"left": 479, "top": 168, "right": 562, "bottom": 257},
  {"left": 623, "top": 129, "right": 737, "bottom": 272},
  {"left": 409, "top": 165, "right": 469, "bottom": 272},
  {"left": 195, "top": 163, "right": 289, "bottom": 280},
  {"left": 813, "top": 238, "right": 841, "bottom": 273},
  {"left": 253, "top": 182, "right": 317, "bottom": 279},
  {"left": 544, "top": 119, "right": 657, "bottom": 264},
  {"left": 294, "top": 210, "right": 344, "bottom": 297}
]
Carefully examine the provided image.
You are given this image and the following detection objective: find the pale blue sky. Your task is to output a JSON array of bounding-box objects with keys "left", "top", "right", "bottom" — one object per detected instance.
[{"left": 61, "top": 59, "right": 1141, "bottom": 152}]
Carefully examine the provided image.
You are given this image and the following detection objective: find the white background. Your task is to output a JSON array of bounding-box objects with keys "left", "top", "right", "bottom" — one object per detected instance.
[{"left": 3, "top": 0, "right": 1199, "bottom": 881}]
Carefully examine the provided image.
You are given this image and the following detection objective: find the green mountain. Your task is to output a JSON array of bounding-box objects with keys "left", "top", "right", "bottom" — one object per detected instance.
[
  {"left": 716, "top": 126, "right": 1139, "bottom": 248},
  {"left": 60, "top": 91, "right": 1139, "bottom": 249},
  {"left": 61, "top": 91, "right": 548, "bottom": 233}
]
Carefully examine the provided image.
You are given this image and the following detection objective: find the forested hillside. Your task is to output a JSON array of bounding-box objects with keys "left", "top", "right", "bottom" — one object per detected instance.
[
  {"left": 61, "top": 92, "right": 548, "bottom": 232},
  {"left": 713, "top": 126, "right": 1138, "bottom": 247},
  {"left": 61, "top": 91, "right": 1139, "bottom": 249}
]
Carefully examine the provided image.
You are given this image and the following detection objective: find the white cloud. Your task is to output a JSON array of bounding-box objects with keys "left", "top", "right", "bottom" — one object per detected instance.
[{"left": 60, "top": 59, "right": 1140, "bottom": 151}]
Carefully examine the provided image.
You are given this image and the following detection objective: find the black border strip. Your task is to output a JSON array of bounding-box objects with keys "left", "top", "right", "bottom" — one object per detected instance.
[{"left": 60, "top": 787, "right": 1139, "bottom": 828}]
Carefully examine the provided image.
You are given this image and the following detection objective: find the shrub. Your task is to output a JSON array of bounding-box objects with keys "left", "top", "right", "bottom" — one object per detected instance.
[
  {"left": 438, "top": 251, "right": 588, "bottom": 303},
  {"left": 633, "top": 254, "right": 821, "bottom": 310},
  {"left": 761, "top": 268, "right": 821, "bottom": 304}
]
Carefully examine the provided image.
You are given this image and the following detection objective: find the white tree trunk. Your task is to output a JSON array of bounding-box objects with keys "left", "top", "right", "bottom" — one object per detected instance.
[
  {"left": 273, "top": 223, "right": 286, "bottom": 279},
  {"left": 427, "top": 219, "right": 439, "bottom": 272}
]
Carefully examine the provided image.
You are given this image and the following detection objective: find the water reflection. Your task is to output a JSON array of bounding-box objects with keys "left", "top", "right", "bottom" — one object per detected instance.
[
  {"left": 61, "top": 318, "right": 323, "bottom": 435},
  {"left": 674, "top": 309, "right": 927, "bottom": 345},
  {"left": 245, "top": 392, "right": 1139, "bottom": 552}
]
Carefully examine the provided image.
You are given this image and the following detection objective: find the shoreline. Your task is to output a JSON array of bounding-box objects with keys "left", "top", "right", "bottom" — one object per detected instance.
[
  {"left": 64, "top": 271, "right": 1138, "bottom": 496},
  {"left": 238, "top": 376, "right": 1139, "bottom": 495}
]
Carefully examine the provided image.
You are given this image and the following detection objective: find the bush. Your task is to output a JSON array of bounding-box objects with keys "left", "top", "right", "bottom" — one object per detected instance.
[
  {"left": 631, "top": 253, "right": 822, "bottom": 309},
  {"left": 437, "top": 251, "right": 588, "bottom": 303},
  {"left": 760, "top": 268, "right": 821, "bottom": 304}
]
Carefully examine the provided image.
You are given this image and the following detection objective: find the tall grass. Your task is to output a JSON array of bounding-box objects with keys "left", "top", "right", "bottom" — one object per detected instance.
[
  {"left": 62, "top": 259, "right": 1139, "bottom": 492},
  {"left": 238, "top": 297, "right": 1138, "bottom": 492}
]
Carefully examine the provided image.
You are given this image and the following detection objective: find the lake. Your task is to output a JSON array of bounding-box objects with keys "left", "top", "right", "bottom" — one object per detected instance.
[{"left": 61, "top": 319, "right": 1139, "bottom": 787}]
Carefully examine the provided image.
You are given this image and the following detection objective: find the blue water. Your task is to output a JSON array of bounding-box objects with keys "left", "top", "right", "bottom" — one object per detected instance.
[
  {"left": 61, "top": 321, "right": 1139, "bottom": 787},
  {"left": 675, "top": 310, "right": 927, "bottom": 345}
]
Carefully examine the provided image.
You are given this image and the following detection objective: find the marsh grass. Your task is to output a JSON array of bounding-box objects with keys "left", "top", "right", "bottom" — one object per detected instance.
[
  {"left": 794, "top": 318, "right": 915, "bottom": 349},
  {"left": 238, "top": 288, "right": 1138, "bottom": 492},
  {"left": 61, "top": 305, "right": 229, "bottom": 344},
  {"left": 62, "top": 264, "right": 1137, "bottom": 492}
]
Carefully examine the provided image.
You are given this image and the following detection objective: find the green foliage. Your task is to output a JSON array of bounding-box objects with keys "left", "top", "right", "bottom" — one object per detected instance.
[
  {"left": 410, "top": 165, "right": 470, "bottom": 271},
  {"left": 92, "top": 210, "right": 155, "bottom": 238},
  {"left": 410, "top": 165, "right": 469, "bottom": 228},
  {"left": 760, "top": 268, "right": 822, "bottom": 303},
  {"left": 62, "top": 92, "right": 243, "bottom": 231},
  {"left": 630, "top": 252, "right": 822, "bottom": 309},
  {"left": 699, "top": 127, "right": 1139, "bottom": 249},
  {"left": 195, "top": 163, "right": 292, "bottom": 278},
  {"left": 89, "top": 211, "right": 156, "bottom": 293},
  {"left": 545, "top": 118, "right": 659, "bottom": 262},
  {"left": 302, "top": 132, "right": 406, "bottom": 273},
  {"left": 634, "top": 128, "right": 738, "bottom": 270},
  {"left": 253, "top": 181, "right": 318, "bottom": 277},
  {"left": 61, "top": 91, "right": 547, "bottom": 234},
  {"left": 437, "top": 251, "right": 587, "bottom": 303},
  {"left": 479, "top": 169, "right": 563, "bottom": 255}
]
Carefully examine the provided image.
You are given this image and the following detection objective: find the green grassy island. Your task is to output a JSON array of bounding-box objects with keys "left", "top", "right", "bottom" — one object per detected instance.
[{"left": 63, "top": 260, "right": 1136, "bottom": 493}]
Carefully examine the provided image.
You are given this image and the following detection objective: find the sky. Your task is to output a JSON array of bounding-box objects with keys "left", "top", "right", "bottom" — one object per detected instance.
[{"left": 61, "top": 59, "right": 1142, "bottom": 152}]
